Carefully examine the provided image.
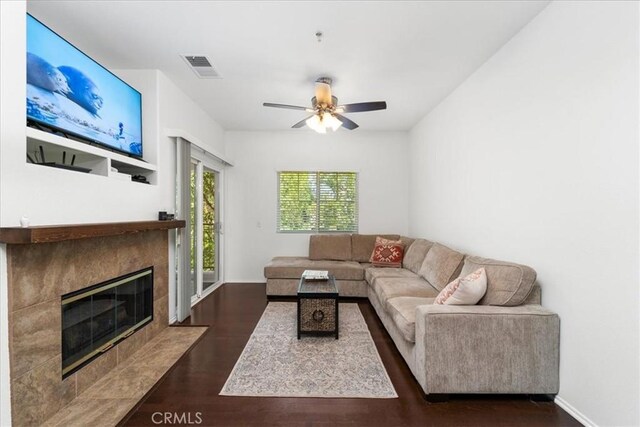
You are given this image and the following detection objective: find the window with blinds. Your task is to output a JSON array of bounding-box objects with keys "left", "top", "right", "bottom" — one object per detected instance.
[{"left": 277, "top": 171, "right": 358, "bottom": 233}]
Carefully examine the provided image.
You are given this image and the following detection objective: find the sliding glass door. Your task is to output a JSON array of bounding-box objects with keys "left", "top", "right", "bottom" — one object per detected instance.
[
  {"left": 202, "top": 167, "right": 219, "bottom": 290},
  {"left": 190, "top": 157, "right": 222, "bottom": 305},
  {"left": 190, "top": 161, "right": 198, "bottom": 299}
]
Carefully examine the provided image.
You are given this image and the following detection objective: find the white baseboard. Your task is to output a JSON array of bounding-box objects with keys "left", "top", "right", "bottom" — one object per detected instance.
[
  {"left": 555, "top": 395, "right": 597, "bottom": 427},
  {"left": 169, "top": 315, "right": 177, "bottom": 325}
]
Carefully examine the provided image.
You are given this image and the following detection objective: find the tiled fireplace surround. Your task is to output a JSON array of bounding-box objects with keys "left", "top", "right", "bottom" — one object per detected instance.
[{"left": 7, "top": 230, "right": 170, "bottom": 425}]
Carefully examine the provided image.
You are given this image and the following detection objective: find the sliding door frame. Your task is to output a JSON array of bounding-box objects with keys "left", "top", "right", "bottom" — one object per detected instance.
[{"left": 190, "top": 149, "right": 224, "bottom": 306}]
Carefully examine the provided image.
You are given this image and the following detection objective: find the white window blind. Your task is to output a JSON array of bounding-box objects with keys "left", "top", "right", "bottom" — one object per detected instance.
[{"left": 277, "top": 171, "right": 358, "bottom": 233}]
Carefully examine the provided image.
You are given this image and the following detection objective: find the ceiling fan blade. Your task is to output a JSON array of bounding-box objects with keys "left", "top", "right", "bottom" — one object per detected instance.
[
  {"left": 334, "top": 114, "right": 359, "bottom": 130},
  {"left": 292, "top": 115, "right": 313, "bottom": 128},
  {"left": 263, "top": 102, "right": 311, "bottom": 111},
  {"left": 338, "top": 101, "right": 387, "bottom": 113}
]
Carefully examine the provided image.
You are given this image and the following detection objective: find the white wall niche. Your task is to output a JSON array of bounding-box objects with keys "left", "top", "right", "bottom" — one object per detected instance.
[{"left": 26, "top": 126, "right": 157, "bottom": 183}]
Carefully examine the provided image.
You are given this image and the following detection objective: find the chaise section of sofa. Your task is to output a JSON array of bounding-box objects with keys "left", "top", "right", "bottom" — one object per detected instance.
[
  {"left": 264, "top": 233, "right": 401, "bottom": 297},
  {"left": 264, "top": 256, "right": 367, "bottom": 296}
]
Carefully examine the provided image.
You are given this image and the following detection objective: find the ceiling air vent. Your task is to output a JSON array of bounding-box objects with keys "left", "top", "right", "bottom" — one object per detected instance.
[{"left": 181, "top": 55, "right": 222, "bottom": 79}]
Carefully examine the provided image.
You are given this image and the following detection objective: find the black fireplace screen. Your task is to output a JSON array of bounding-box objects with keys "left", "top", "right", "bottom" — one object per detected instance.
[{"left": 61, "top": 267, "right": 153, "bottom": 378}]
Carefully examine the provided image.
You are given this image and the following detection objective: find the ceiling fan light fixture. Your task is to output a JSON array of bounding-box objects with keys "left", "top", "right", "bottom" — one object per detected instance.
[
  {"left": 306, "top": 114, "right": 326, "bottom": 133},
  {"left": 305, "top": 112, "right": 342, "bottom": 134},
  {"left": 323, "top": 112, "right": 342, "bottom": 131}
]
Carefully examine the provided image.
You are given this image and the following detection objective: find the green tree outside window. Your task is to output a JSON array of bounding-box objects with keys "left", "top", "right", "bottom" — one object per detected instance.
[
  {"left": 190, "top": 169, "right": 216, "bottom": 271},
  {"left": 277, "top": 171, "right": 358, "bottom": 233}
]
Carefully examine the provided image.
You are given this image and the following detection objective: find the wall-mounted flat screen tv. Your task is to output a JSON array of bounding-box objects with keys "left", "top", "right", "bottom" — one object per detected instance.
[{"left": 26, "top": 14, "right": 143, "bottom": 159}]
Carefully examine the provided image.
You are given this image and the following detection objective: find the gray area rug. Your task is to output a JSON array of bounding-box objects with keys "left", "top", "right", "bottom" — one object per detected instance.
[{"left": 220, "top": 302, "right": 397, "bottom": 398}]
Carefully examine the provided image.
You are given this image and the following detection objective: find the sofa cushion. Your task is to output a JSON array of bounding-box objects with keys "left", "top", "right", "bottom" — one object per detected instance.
[
  {"left": 418, "top": 243, "right": 464, "bottom": 291},
  {"left": 365, "top": 267, "right": 418, "bottom": 285},
  {"left": 372, "top": 277, "right": 440, "bottom": 308},
  {"left": 400, "top": 236, "right": 416, "bottom": 251},
  {"left": 351, "top": 234, "right": 400, "bottom": 262},
  {"left": 370, "top": 237, "right": 405, "bottom": 268},
  {"left": 309, "top": 234, "right": 352, "bottom": 261},
  {"left": 403, "top": 239, "right": 434, "bottom": 274},
  {"left": 461, "top": 256, "right": 537, "bottom": 306},
  {"left": 264, "top": 257, "right": 364, "bottom": 281},
  {"left": 386, "top": 297, "right": 435, "bottom": 342},
  {"left": 523, "top": 283, "right": 541, "bottom": 305},
  {"left": 434, "top": 267, "right": 487, "bottom": 305}
]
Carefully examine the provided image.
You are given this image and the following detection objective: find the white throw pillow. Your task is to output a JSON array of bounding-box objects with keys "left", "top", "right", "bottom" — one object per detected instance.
[{"left": 434, "top": 268, "right": 487, "bottom": 305}]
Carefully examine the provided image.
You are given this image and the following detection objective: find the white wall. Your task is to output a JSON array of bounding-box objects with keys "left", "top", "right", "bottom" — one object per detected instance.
[
  {"left": 157, "top": 72, "right": 225, "bottom": 157},
  {"left": 100, "top": 69, "right": 226, "bottom": 322},
  {"left": 224, "top": 130, "right": 409, "bottom": 282},
  {"left": 408, "top": 2, "right": 639, "bottom": 426},
  {"left": 155, "top": 71, "right": 225, "bottom": 321}
]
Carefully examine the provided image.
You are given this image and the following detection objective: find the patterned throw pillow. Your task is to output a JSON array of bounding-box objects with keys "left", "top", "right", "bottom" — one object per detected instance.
[
  {"left": 434, "top": 268, "right": 487, "bottom": 305},
  {"left": 370, "top": 236, "right": 405, "bottom": 268},
  {"left": 369, "top": 236, "right": 402, "bottom": 262}
]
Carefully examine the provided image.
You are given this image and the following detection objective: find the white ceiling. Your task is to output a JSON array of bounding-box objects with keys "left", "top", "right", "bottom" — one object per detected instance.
[{"left": 28, "top": 1, "right": 549, "bottom": 131}]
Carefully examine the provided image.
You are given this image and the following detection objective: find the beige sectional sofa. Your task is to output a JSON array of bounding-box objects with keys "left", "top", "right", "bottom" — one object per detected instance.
[{"left": 264, "top": 234, "right": 560, "bottom": 399}]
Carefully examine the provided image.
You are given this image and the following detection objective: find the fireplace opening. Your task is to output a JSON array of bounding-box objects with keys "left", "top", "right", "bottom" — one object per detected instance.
[{"left": 61, "top": 267, "right": 153, "bottom": 379}]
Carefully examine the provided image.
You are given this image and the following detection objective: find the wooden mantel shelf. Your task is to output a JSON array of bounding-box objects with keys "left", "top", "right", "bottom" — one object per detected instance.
[{"left": 0, "top": 220, "right": 185, "bottom": 244}]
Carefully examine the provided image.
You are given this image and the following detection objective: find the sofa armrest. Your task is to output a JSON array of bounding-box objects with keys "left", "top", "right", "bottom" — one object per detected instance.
[
  {"left": 414, "top": 304, "right": 559, "bottom": 395},
  {"left": 418, "top": 303, "right": 556, "bottom": 317}
]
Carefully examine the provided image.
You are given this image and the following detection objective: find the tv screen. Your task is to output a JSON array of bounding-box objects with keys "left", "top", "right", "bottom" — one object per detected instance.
[{"left": 26, "top": 14, "right": 143, "bottom": 158}]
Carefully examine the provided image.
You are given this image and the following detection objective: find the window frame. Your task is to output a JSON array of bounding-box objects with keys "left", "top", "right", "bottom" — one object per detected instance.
[{"left": 276, "top": 170, "right": 359, "bottom": 234}]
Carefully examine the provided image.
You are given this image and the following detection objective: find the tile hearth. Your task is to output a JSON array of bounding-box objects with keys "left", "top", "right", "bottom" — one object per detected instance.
[{"left": 43, "top": 326, "right": 207, "bottom": 427}]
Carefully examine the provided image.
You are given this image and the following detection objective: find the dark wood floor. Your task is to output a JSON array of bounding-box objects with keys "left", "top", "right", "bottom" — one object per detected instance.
[{"left": 123, "top": 283, "right": 579, "bottom": 427}]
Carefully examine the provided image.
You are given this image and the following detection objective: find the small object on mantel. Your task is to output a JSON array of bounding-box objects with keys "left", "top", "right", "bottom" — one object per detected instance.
[
  {"left": 20, "top": 216, "right": 30, "bottom": 228},
  {"left": 0, "top": 220, "right": 186, "bottom": 244},
  {"left": 159, "top": 211, "right": 175, "bottom": 221}
]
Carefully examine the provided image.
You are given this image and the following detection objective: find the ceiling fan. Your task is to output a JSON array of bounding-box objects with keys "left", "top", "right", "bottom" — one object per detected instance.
[{"left": 263, "top": 77, "right": 387, "bottom": 133}]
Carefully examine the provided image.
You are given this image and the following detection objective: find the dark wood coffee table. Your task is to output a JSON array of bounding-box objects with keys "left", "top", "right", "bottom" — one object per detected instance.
[{"left": 297, "top": 275, "right": 339, "bottom": 339}]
